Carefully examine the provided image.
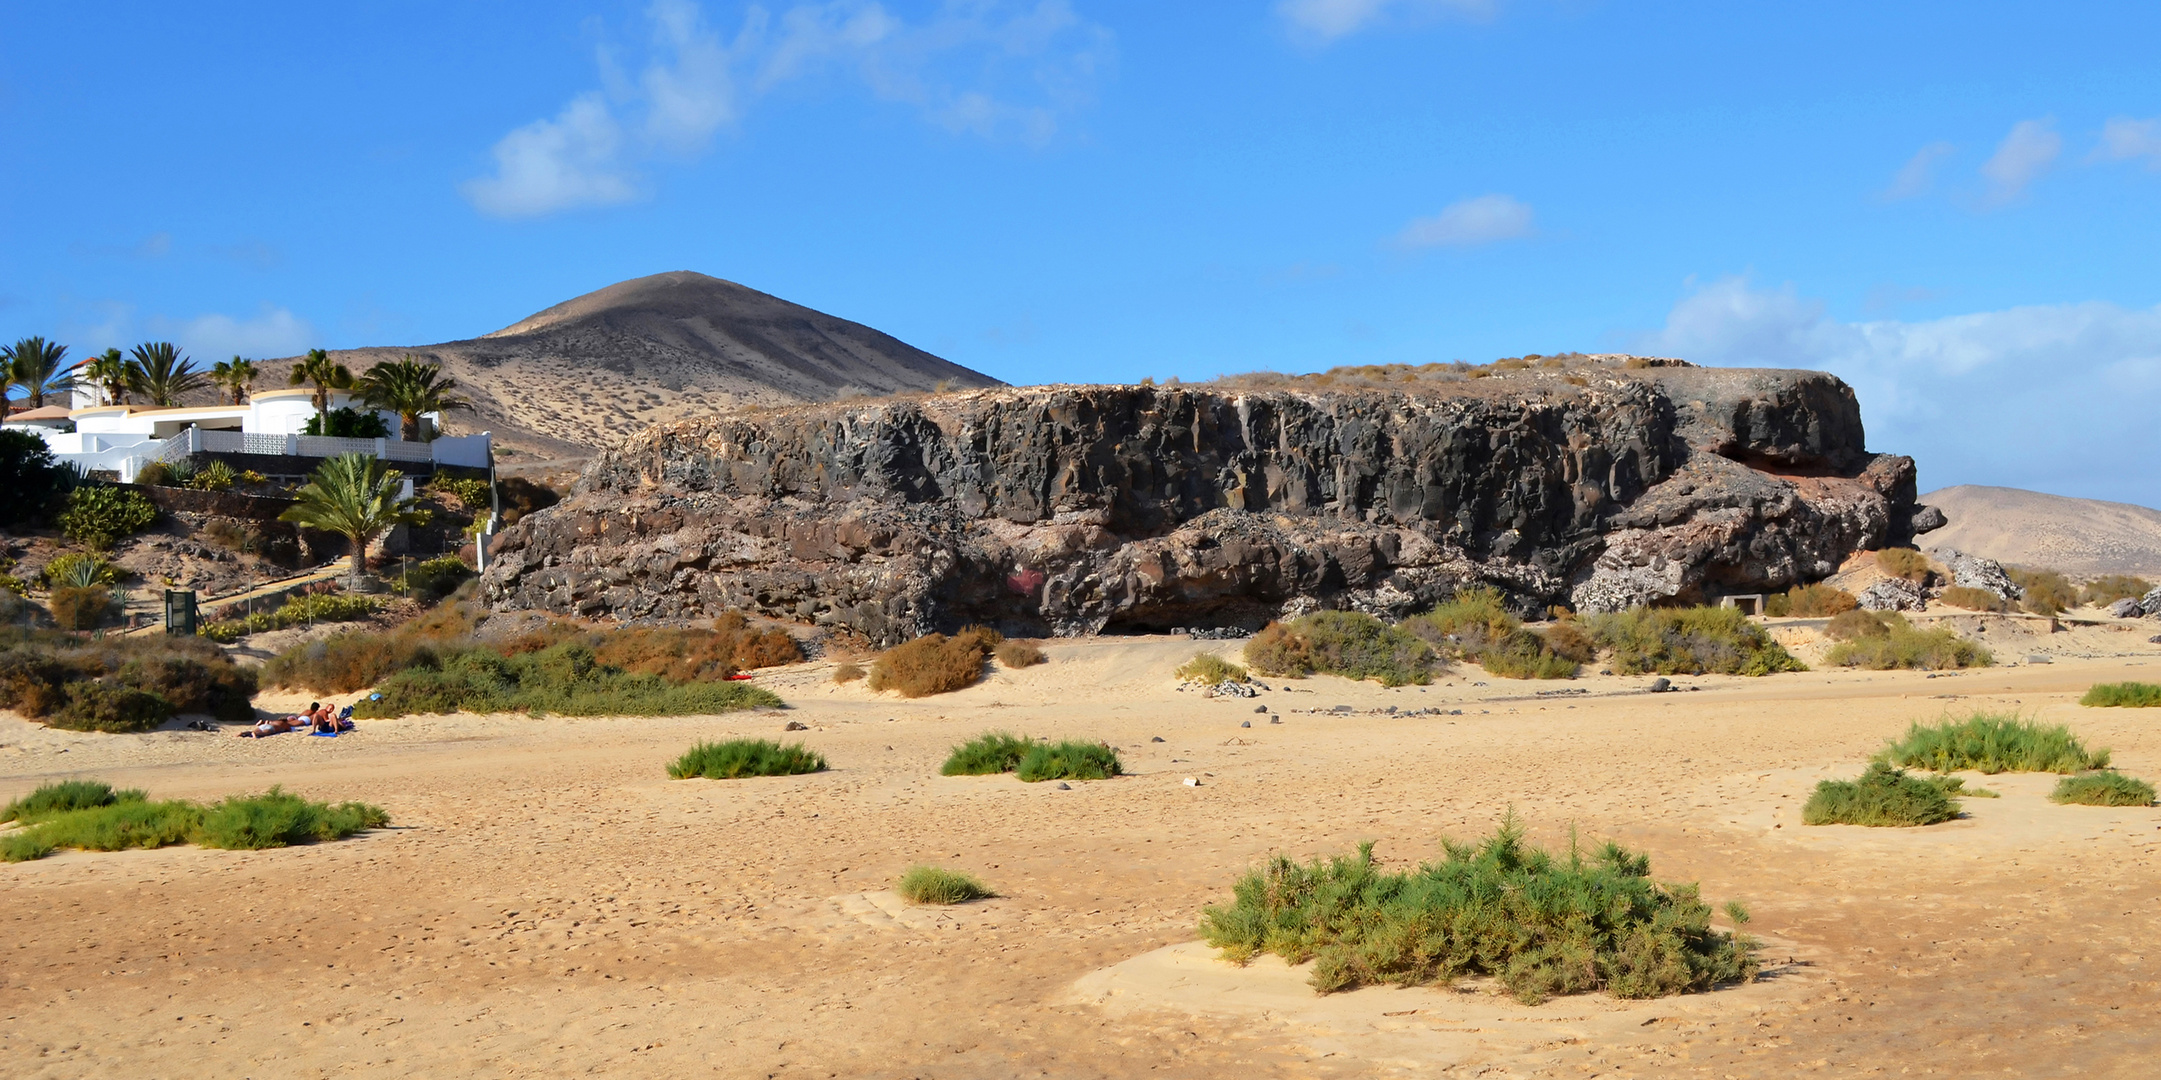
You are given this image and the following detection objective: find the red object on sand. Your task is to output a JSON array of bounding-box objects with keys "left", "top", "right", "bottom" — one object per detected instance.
[{"left": 725, "top": 674, "right": 754, "bottom": 681}]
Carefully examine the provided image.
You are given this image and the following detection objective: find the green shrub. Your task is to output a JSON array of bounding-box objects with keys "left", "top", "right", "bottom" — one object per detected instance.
[
  {"left": 1198, "top": 820, "right": 1758, "bottom": 1003},
  {"left": 1175, "top": 653, "right": 1249, "bottom": 685},
  {"left": 1825, "top": 609, "right": 1888, "bottom": 641},
  {"left": 56, "top": 484, "right": 158, "bottom": 549},
  {"left": 896, "top": 865, "right": 994, "bottom": 904},
  {"left": 302, "top": 406, "right": 391, "bottom": 438},
  {"left": 1, "top": 786, "right": 387, "bottom": 862},
  {"left": 868, "top": 629, "right": 999, "bottom": 697},
  {"left": 430, "top": 476, "right": 492, "bottom": 510},
  {"left": 1246, "top": 610, "right": 1437, "bottom": 686},
  {"left": 1937, "top": 586, "right": 2010, "bottom": 613},
  {"left": 1015, "top": 740, "right": 1122, "bottom": 782},
  {"left": 2081, "top": 682, "right": 2161, "bottom": 708},
  {"left": 1586, "top": 606, "right": 1805, "bottom": 676},
  {"left": 1802, "top": 763, "right": 1960, "bottom": 826},
  {"left": 197, "top": 621, "right": 244, "bottom": 644},
  {"left": 40, "top": 552, "right": 120, "bottom": 588},
  {"left": 1878, "top": 712, "right": 2108, "bottom": 774},
  {"left": 47, "top": 585, "right": 116, "bottom": 631},
  {"left": 193, "top": 590, "right": 381, "bottom": 638},
  {"left": 1875, "top": 548, "right": 1930, "bottom": 582},
  {"left": 397, "top": 555, "right": 473, "bottom": 602},
  {"left": 1404, "top": 585, "right": 1577, "bottom": 677},
  {"left": 941, "top": 731, "right": 1033, "bottom": 775},
  {"left": 0, "top": 428, "right": 78, "bottom": 527},
  {"left": 1823, "top": 614, "right": 1991, "bottom": 670},
  {"left": 50, "top": 681, "right": 172, "bottom": 733},
  {"left": 358, "top": 641, "right": 783, "bottom": 719},
  {"left": 1537, "top": 621, "right": 1599, "bottom": 664},
  {"left": 2, "top": 780, "right": 145, "bottom": 824},
  {"left": 2008, "top": 568, "right": 2077, "bottom": 616},
  {"left": 2082, "top": 575, "right": 2152, "bottom": 608},
  {"left": 0, "top": 629, "right": 252, "bottom": 726},
  {"left": 994, "top": 640, "right": 1047, "bottom": 668},
  {"left": 2049, "top": 772, "right": 2157, "bottom": 807},
  {"left": 667, "top": 738, "right": 826, "bottom": 779},
  {"left": 191, "top": 460, "right": 238, "bottom": 492},
  {"left": 1766, "top": 584, "right": 1858, "bottom": 617}
]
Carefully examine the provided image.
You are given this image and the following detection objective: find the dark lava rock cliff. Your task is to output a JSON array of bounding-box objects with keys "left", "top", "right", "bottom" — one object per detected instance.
[{"left": 482, "top": 360, "right": 1940, "bottom": 644}]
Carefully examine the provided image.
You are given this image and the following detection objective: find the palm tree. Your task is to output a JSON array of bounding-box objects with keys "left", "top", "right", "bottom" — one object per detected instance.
[
  {"left": 278, "top": 453, "right": 422, "bottom": 590},
  {"left": 211, "top": 356, "right": 258, "bottom": 405},
  {"left": 128, "top": 342, "right": 209, "bottom": 406},
  {"left": 289, "top": 348, "right": 353, "bottom": 417},
  {"left": 4, "top": 337, "right": 73, "bottom": 409},
  {"left": 359, "top": 355, "right": 472, "bottom": 441},
  {"left": 81, "top": 348, "right": 134, "bottom": 406}
]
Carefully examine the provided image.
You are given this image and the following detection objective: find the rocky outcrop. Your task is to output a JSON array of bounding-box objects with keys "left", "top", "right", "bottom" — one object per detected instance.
[
  {"left": 1937, "top": 549, "right": 2023, "bottom": 602},
  {"left": 482, "top": 361, "right": 1939, "bottom": 644},
  {"left": 1857, "top": 578, "right": 1927, "bottom": 612}
]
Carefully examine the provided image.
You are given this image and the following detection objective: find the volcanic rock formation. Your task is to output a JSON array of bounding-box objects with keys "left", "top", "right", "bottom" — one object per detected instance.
[{"left": 481, "top": 359, "right": 1939, "bottom": 643}]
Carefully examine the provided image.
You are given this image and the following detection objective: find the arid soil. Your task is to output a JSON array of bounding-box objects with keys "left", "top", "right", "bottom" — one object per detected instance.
[{"left": 5, "top": 634, "right": 2161, "bottom": 1078}]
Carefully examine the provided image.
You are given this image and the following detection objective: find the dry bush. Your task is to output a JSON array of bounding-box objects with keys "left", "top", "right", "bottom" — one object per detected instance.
[
  {"left": 2082, "top": 575, "right": 2152, "bottom": 607},
  {"left": 994, "top": 640, "right": 1046, "bottom": 668},
  {"left": 1175, "top": 653, "right": 1249, "bottom": 685},
  {"left": 1537, "top": 621, "right": 1599, "bottom": 664},
  {"left": 1823, "top": 614, "right": 1990, "bottom": 670},
  {"left": 1247, "top": 610, "right": 1436, "bottom": 686},
  {"left": 1874, "top": 548, "right": 1930, "bottom": 581},
  {"left": 1937, "top": 586, "right": 2010, "bottom": 613},
  {"left": 2008, "top": 568, "right": 2076, "bottom": 616},
  {"left": 46, "top": 586, "right": 115, "bottom": 631},
  {"left": 1825, "top": 609, "right": 1889, "bottom": 641},
  {"left": 868, "top": 632, "right": 995, "bottom": 697},
  {"left": 1770, "top": 583, "right": 1857, "bottom": 617},
  {"left": 1243, "top": 621, "right": 1312, "bottom": 676},
  {"left": 832, "top": 660, "right": 866, "bottom": 684}
]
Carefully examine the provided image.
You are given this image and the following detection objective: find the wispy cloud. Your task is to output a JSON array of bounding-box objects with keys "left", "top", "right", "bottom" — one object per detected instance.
[
  {"left": 1881, "top": 141, "right": 1954, "bottom": 201},
  {"left": 1638, "top": 274, "right": 2161, "bottom": 501},
  {"left": 1395, "top": 194, "right": 1534, "bottom": 249},
  {"left": 147, "top": 305, "right": 318, "bottom": 360},
  {"left": 1277, "top": 0, "right": 1499, "bottom": 42},
  {"left": 463, "top": 0, "right": 1112, "bottom": 219},
  {"left": 1979, "top": 118, "right": 2060, "bottom": 207},
  {"left": 2095, "top": 115, "right": 2161, "bottom": 169}
]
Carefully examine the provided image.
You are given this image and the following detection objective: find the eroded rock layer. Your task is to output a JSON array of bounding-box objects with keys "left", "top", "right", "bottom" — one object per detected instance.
[{"left": 482, "top": 363, "right": 1937, "bottom": 644}]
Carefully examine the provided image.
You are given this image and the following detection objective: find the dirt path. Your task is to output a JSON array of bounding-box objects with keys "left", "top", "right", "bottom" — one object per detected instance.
[{"left": 4, "top": 639, "right": 2160, "bottom": 1077}]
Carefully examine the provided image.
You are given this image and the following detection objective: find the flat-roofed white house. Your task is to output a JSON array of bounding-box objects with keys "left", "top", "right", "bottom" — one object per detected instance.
[{"left": 4, "top": 385, "right": 490, "bottom": 480}]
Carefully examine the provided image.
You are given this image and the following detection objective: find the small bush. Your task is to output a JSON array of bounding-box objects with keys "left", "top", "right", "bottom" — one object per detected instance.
[
  {"left": 1245, "top": 610, "right": 1436, "bottom": 686},
  {"left": 1537, "top": 621, "right": 1599, "bottom": 664},
  {"left": 1875, "top": 548, "right": 1930, "bottom": 581},
  {"left": 1587, "top": 606, "right": 1805, "bottom": 677},
  {"left": 1405, "top": 586, "right": 1576, "bottom": 677},
  {"left": 2049, "top": 772, "right": 2157, "bottom": 807},
  {"left": 56, "top": 485, "right": 159, "bottom": 549},
  {"left": 1015, "top": 740, "right": 1122, "bottom": 782},
  {"left": 358, "top": 641, "right": 783, "bottom": 719},
  {"left": 2082, "top": 575, "right": 2152, "bottom": 608},
  {"left": 2, "top": 798, "right": 199, "bottom": 862},
  {"left": 1823, "top": 614, "right": 1991, "bottom": 670},
  {"left": 0, "top": 629, "right": 254, "bottom": 726},
  {"left": 1825, "top": 609, "right": 1889, "bottom": 641},
  {"left": 668, "top": 739, "right": 826, "bottom": 779},
  {"left": 896, "top": 865, "right": 994, "bottom": 905},
  {"left": 869, "top": 632, "right": 996, "bottom": 697},
  {"left": 1802, "top": 763, "right": 1960, "bottom": 826},
  {"left": 193, "top": 787, "right": 390, "bottom": 849},
  {"left": 1, "top": 786, "right": 385, "bottom": 862},
  {"left": 832, "top": 660, "right": 866, "bottom": 684},
  {"left": 942, "top": 731, "right": 1033, "bottom": 775},
  {"left": 191, "top": 461, "right": 238, "bottom": 492},
  {"left": 0, "top": 428, "right": 78, "bottom": 527},
  {"left": 994, "top": 640, "right": 1047, "bottom": 668},
  {"left": 1938, "top": 585, "right": 2010, "bottom": 613},
  {"left": 2008, "top": 567, "right": 2077, "bottom": 616},
  {"left": 1198, "top": 820, "right": 1758, "bottom": 1003},
  {"left": 40, "top": 552, "right": 120, "bottom": 588},
  {"left": 1878, "top": 712, "right": 2108, "bottom": 774},
  {"left": 1767, "top": 583, "right": 1858, "bottom": 618},
  {"left": 47, "top": 585, "right": 116, "bottom": 631},
  {"left": 1175, "top": 653, "right": 1249, "bottom": 685},
  {"left": 50, "top": 681, "right": 171, "bottom": 732},
  {"left": 397, "top": 554, "right": 473, "bottom": 602},
  {"left": 2, "top": 780, "right": 146, "bottom": 824},
  {"left": 2081, "top": 682, "right": 2161, "bottom": 708}
]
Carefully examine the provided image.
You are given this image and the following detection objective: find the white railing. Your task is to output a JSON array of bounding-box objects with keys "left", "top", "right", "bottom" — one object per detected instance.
[{"left": 99, "top": 426, "right": 475, "bottom": 472}]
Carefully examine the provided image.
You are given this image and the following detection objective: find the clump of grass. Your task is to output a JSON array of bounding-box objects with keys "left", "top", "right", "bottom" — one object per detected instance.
[
  {"left": 1175, "top": 653, "right": 1249, "bottom": 685},
  {"left": 896, "top": 865, "right": 995, "bottom": 905},
  {"left": 1802, "top": 763, "right": 1960, "bottom": 826},
  {"left": 1402, "top": 586, "right": 1578, "bottom": 679},
  {"left": 1016, "top": 740, "right": 1122, "bottom": 782},
  {"left": 1823, "top": 614, "right": 1991, "bottom": 670},
  {"left": 1198, "top": 819, "right": 1758, "bottom": 1003},
  {"left": 1, "top": 786, "right": 387, "bottom": 862},
  {"left": 354, "top": 641, "right": 784, "bottom": 719},
  {"left": 1877, "top": 712, "right": 2108, "bottom": 774},
  {"left": 994, "top": 640, "right": 1047, "bottom": 668},
  {"left": 1765, "top": 583, "right": 1858, "bottom": 617},
  {"left": 868, "top": 627, "right": 1003, "bottom": 697},
  {"left": 941, "top": 731, "right": 1033, "bottom": 775},
  {"left": 1937, "top": 586, "right": 2010, "bottom": 613},
  {"left": 2082, "top": 575, "right": 2151, "bottom": 608},
  {"left": 1249, "top": 610, "right": 1438, "bottom": 686},
  {"left": 2049, "top": 772, "right": 2156, "bottom": 807},
  {"left": 1586, "top": 606, "right": 1805, "bottom": 676},
  {"left": 832, "top": 660, "right": 866, "bottom": 684},
  {"left": 668, "top": 738, "right": 826, "bottom": 780},
  {"left": 2, "top": 779, "right": 146, "bottom": 823},
  {"left": 1825, "top": 609, "right": 1888, "bottom": 641},
  {"left": 2080, "top": 682, "right": 2161, "bottom": 708},
  {"left": 1874, "top": 548, "right": 1931, "bottom": 582},
  {"left": 2008, "top": 567, "right": 2077, "bottom": 616}
]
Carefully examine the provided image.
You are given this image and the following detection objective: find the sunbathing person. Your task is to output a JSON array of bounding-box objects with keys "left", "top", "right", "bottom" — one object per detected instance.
[{"left": 237, "top": 716, "right": 296, "bottom": 738}]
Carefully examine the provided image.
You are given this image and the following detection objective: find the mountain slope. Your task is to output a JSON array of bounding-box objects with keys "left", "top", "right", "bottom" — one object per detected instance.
[
  {"left": 1921, "top": 485, "right": 2161, "bottom": 577},
  {"left": 266, "top": 271, "right": 1002, "bottom": 459}
]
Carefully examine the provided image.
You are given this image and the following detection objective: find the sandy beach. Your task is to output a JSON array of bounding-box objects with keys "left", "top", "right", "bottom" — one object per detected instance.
[{"left": 6, "top": 634, "right": 2161, "bottom": 1078}]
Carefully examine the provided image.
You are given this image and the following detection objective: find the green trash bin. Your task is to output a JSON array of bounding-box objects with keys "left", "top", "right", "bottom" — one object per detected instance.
[{"left": 164, "top": 590, "right": 199, "bottom": 637}]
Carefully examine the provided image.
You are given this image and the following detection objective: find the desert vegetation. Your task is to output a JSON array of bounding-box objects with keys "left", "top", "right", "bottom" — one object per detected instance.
[
  {"left": 1877, "top": 713, "right": 2108, "bottom": 774},
  {"left": 868, "top": 626, "right": 1004, "bottom": 697},
  {"left": 940, "top": 731, "right": 1033, "bottom": 775},
  {"left": 895, "top": 865, "right": 995, "bottom": 905},
  {"left": 2082, "top": 575, "right": 2151, "bottom": 607},
  {"left": 2007, "top": 567, "right": 2077, "bottom": 616},
  {"left": 831, "top": 660, "right": 866, "bottom": 684},
  {"left": 2080, "top": 682, "right": 2161, "bottom": 708},
  {"left": 1936, "top": 586, "right": 2011, "bottom": 613},
  {"left": 1586, "top": 606, "right": 1804, "bottom": 676},
  {"left": 1764, "top": 583, "right": 1857, "bottom": 617},
  {"left": 994, "top": 639, "right": 1047, "bottom": 668},
  {"left": 667, "top": 739, "right": 826, "bottom": 780},
  {"left": 1015, "top": 740, "right": 1122, "bottom": 782},
  {"left": 1822, "top": 613, "right": 1992, "bottom": 670},
  {"left": 2049, "top": 772, "right": 2156, "bottom": 807},
  {"left": 1246, "top": 610, "right": 1438, "bottom": 686},
  {"left": 1802, "top": 763, "right": 1963, "bottom": 826},
  {"left": 2, "top": 782, "right": 387, "bottom": 862},
  {"left": 199, "top": 587, "right": 382, "bottom": 642},
  {"left": 1873, "top": 548, "right": 1931, "bottom": 582},
  {"left": 0, "top": 627, "right": 257, "bottom": 731},
  {"left": 1198, "top": 819, "right": 1758, "bottom": 1003},
  {"left": 1174, "top": 653, "right": 1249, "bottom": 685},
  {"left": 1403, "top": 586, "right": 1580, "bottom": 679}
]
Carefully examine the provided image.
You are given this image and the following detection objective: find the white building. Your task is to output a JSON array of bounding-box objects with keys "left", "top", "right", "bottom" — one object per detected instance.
[{"left": 4, "top": 387, "right": 490, "bottom": 479}]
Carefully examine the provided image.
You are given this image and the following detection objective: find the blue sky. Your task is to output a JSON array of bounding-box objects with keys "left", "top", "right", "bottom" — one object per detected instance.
[{"left": 5, "top": 1, "right": 2160, "bottom": 504}]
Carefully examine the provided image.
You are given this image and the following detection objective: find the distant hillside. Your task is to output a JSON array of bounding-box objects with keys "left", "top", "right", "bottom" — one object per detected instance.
[
  {"left": 1921, "top": 485, "right": 2161, "bottom": 578},
  {"left": 262, "top": 272, "right": 1002, "bottom": 460}
]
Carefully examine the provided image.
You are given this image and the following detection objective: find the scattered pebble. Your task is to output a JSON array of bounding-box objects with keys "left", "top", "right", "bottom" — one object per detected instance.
[
  {"left": 1252, "top": 704, "right": 1267, "bottom": 713},
  {"left": 1240, "top": 720, "right": 1251, "bottom": 728},
  {"left": 1182, "top": 777, "right": 1199, "bottom": 787},
  {"left": 783, "top": 721, "right": 808, "bottom": 731},
  {"left": 1055, "top": 782, "right": 1071, "bottom": 790},
  {"left": 1150, "top": 736, "right": 1165, "bottom": 742},
  {"left": 1269, "top": 716, "right": 1281, "bottom": 724}
]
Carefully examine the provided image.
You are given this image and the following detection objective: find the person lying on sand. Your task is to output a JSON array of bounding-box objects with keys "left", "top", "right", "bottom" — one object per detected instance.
[{"left": 237, "top": 701, "right": 321, "bottom": 739}]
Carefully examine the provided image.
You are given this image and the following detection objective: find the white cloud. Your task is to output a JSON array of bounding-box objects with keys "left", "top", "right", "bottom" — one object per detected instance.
[
  {"left": 1396, "top": 194, "right": 1534, "bottom": 248},
  {"left": 1979, "top": 118, "right": 2060, "bottom": 206},
  {"left": 148, "top": 305, "right": 318, "bottom": 360},
  {"left": 1277, "top": 0, "right": 1498, "bottom": 41},
  {"left": 2096, "top": 115, "right": 2161, "bottom": 168},
  {"left": 1881, "top": 141, "right": 1954, "bottom": 201},
  {"left": 1639, "top": 275, "right": 2161, "bottom": 502},
  {"left": 463, "top": 0, "right": 1111, "bottom": 218}
]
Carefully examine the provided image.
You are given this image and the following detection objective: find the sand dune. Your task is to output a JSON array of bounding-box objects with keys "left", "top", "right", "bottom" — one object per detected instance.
[{"left": 1922, "top": 484, "right": 2161, "bottom": 577}]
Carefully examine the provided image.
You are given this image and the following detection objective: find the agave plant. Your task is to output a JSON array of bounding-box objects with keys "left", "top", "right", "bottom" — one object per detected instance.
[
  {"left": 128, "top": 342, "right": 209, "bottom": 406},
  {"left": 192, "top": 460, "right": 239, "bottom": 491},
  {"left": 359, "top": 355, "right": 471, "bottom": 441},
  {"left": 279, "top": 453, "right": 423, "bottom": 589}
]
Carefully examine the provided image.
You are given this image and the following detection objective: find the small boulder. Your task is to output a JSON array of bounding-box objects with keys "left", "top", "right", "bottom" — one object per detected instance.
[
  {"left": 1253, "top": 704, "right": 1268, "bottom": 713},
  {"left": 1151, "top": 735, "right": 1166, "bottom": 742},
  {"left": 1857, "top": 577, "right": 1925, "bottom": 612},
  {"left": 2108, "top": 597, "right": 2144, "bottom": 619},
  {"left": 783, "top": 720, "right": 808, "bottom": 731},
  {"left": 1240, "top": 720, "right": 1251, "bottom": 728},
  {"left": 1649, "top": 677, "right": 1672, "bottom": 693}
]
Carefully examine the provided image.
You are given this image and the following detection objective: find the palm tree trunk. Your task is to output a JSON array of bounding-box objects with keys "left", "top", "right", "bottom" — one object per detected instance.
[{"left": 402, "top": 412, "right": 420, "bottom": 442}]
